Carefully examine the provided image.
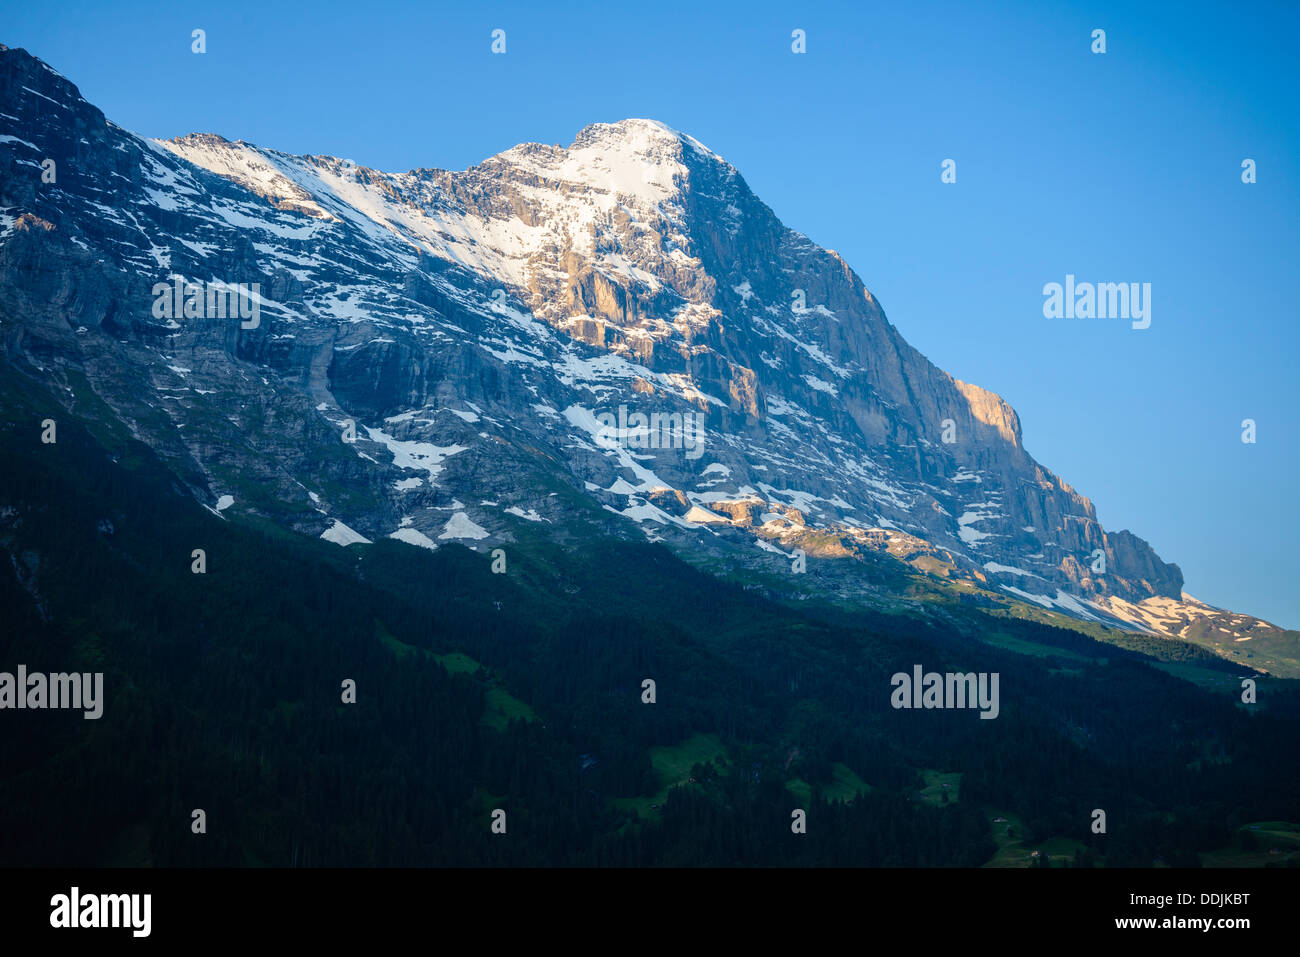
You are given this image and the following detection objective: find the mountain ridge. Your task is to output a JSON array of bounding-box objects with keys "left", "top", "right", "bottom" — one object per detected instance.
[{"left": 4, "top": 42, "right": 1291, "bottom": 670}]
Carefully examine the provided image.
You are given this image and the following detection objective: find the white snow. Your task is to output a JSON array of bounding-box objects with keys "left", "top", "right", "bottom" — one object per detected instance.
[
  {"left": 439, "top": 512, "right": 489, "bottom": 540},
  {"left": 562, "top": 403, "right": 672, "bottom": 492},
  {"left": 389, "top": 527, "right": 438, "bottom": 550},
  {"left": 321, "top": 519, "right": 371, "bottom": 546},
  {"left": 21, "top": 86, "right": 64, "bottom": 109},
  {"left": 982, "top": 561, "right": 1039, "bottom": 578},
  {"left": 0, "top": 134, "right": 39, "bottom": 151},
  {"left": 803, "top": 374, "right": 839, "bottom": 396},
  {"left": 504, "top": 506, "right": 545, "bottom": 522},
  {"left": 684, "top": 505, "right": 728, "bottom": 524},
  {"left": 364, "top": 426, "right": 467, "bottom": 481},
  {"left": 1000, "top": 586, "right": 1106, "bottom": 623}
]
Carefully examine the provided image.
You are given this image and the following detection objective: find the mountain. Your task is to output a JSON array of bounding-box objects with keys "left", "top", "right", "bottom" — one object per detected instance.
[
  {"left": 0, "top": 43, "right": 1292, "bottom": 672},
  {"left": 4, "top": 42, "right": 1300, "bottom": 871}
]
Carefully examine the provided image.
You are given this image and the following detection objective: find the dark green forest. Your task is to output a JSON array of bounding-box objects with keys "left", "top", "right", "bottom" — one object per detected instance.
[{"left": 2, "top": 366, "right": 1298, "bottom": 867}]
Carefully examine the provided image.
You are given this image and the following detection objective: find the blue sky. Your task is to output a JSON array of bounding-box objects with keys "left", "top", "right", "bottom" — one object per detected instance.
[{"left": 5, "top": 0, "right": 1298, "bottom": 627}]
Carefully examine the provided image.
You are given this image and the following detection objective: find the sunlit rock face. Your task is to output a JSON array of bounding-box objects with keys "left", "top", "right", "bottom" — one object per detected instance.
[{"left": 0, "top": 44, "right": 1183, "bottom": 620}]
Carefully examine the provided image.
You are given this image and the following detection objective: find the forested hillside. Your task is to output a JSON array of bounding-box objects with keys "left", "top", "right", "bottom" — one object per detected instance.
[{"left": 2, "top": 367, "right": 1297, "bottom": 867}]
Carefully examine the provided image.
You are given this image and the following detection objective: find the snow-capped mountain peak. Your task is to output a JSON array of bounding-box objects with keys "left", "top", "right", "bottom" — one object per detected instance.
[{"left": 0, "top": 43, "right": 1209, "bottom": 644}]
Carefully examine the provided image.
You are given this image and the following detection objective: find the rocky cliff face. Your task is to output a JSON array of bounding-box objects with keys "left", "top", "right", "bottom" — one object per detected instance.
[{"left": 0, "top": 43, "right": 1186, "bottom": 626}]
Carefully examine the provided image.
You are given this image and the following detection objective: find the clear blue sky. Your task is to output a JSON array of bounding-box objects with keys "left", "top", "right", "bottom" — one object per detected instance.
[{"left": 5, "top": 0, "right": 1297, "bottom": 627}]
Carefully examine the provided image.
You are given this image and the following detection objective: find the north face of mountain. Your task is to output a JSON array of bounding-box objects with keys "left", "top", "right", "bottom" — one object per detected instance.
[{"left": 1, "top": 43, "right": 1195, "bottom": 630}]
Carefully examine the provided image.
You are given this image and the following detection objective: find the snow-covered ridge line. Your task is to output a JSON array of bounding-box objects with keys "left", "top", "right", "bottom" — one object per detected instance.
[{"left": 0, "top": 42, "right": 1193, "bottom": 634}]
